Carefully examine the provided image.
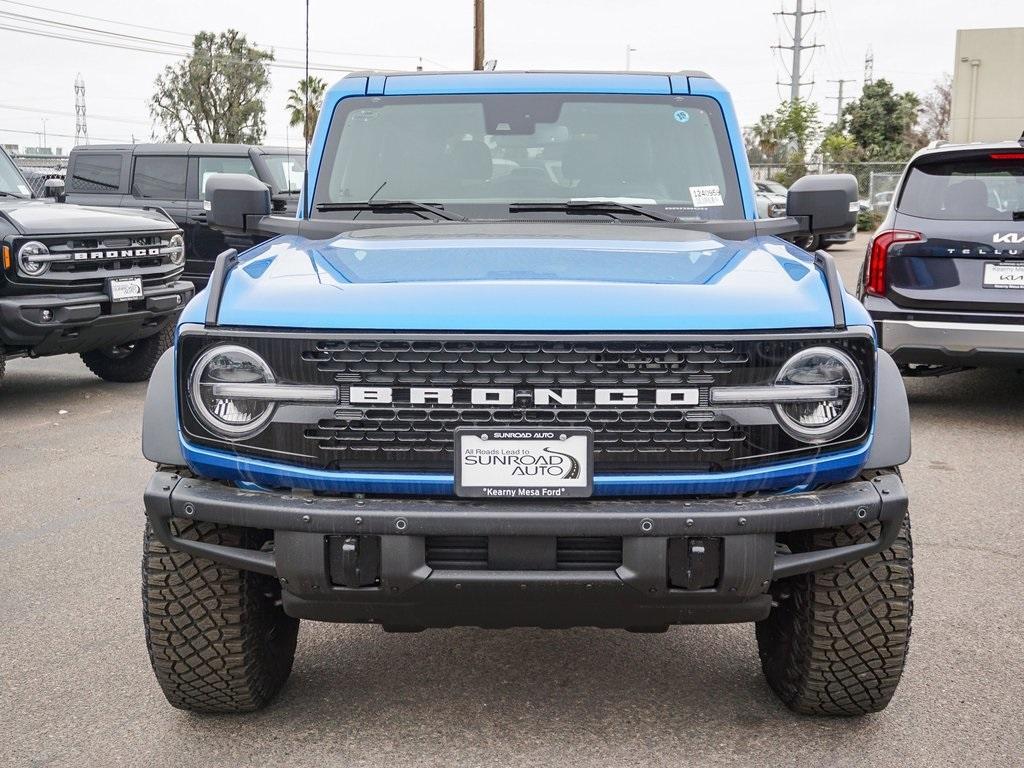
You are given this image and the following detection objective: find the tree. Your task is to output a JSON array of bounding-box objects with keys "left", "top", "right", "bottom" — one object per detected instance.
[
  {"left": 746, "top": 99, "right": 822, "bottom": 184},
  {"left": 150, "top": 30, "right": 274, "bottom": 143},
  {"left": 919, "top": 73, "right": 952, "bottom": 143},
  {"left": 746, "top": 113, "right": 783, "bottom": 163},
  {"left": 842, "top": 79, "right": 922, "bottom": 160},
  {"left": 286, "top": 76, "right": 328, "bottom": 146}
]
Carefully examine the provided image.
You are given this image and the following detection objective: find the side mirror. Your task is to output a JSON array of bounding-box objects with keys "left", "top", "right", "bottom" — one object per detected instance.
[
  {"left": 43, "top": 178, "right": 65, "bottom": 201},
  {"left": 786, "top": 173, "right": 858, "bottom": 234},
  {"left": 206, "top": 173, "right": 271, "bottom": 231}
]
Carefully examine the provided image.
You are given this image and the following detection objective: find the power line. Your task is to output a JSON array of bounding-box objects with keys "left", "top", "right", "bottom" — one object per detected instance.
[
  {"left": 772, "top": 0, "right": 824, "bottom": 102},
  {"left": 0, "top": 16, "right": 406, "bottom": 73},
  {"left": 0, "top": 0, "right": 449, "bottom": 67}
]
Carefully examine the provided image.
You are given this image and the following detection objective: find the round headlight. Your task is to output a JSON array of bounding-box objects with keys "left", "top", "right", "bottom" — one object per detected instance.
[
  {"left": 17, "top": 240, "right": 50, "bottom": 276},
  {"left": 774, "top": 347, "right": 864, "bottom": 443},
  {"left": 189, "top": 345, "right": 275, "bottom": 437},
  {"left": 168, "top": 233, "right": 186, "bottom": 266}
]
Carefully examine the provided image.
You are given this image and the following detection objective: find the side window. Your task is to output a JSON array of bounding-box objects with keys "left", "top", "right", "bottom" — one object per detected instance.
[
  {"left": 132, "top": 156, "right": 187, "bottom": 199},
  {"left": 198, "top": 156, "right": 259, "bottom": 200},
  {"left": 68, "top": 153, "right": 122, "bottom": 193}
]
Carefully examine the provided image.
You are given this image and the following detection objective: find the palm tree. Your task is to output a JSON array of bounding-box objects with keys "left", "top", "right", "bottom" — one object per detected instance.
[{"left": 286, "top": 76, "right": 327, "bottom": 146}]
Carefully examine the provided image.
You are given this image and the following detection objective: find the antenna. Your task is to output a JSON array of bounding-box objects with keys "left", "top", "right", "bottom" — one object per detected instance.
[{"left": 302, "top": 0, "right": 310, "bottom": 220}]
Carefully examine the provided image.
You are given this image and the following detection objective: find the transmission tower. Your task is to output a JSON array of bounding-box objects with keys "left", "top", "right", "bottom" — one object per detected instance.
[
  {"left": 74, "top": 73, "right": 88, "bottom": 146},
  {"left": 827, "top": 78, "right": 856, "bottom": 124},
  {"left": 772, "top": 0, "right": 824, "bottom": 103},
  {"left": 863, "top": 47, "right": 874, "bottom": 86}
]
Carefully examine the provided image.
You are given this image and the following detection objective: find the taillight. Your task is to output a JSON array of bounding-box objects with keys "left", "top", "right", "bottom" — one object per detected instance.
[
  {"left": 865, "top": 230, "right": 921, "bottom": 297},
  {"left": 990, "top": 152, "right": 1024, "bottom": 160}
]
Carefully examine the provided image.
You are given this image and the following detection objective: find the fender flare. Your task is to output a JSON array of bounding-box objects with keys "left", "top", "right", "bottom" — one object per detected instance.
[
  {"left": 141, "top": 348, "right": 185, "bottom": 466},
  {"left": 864, "top": 349, "right": 911, "bottom": 469}
]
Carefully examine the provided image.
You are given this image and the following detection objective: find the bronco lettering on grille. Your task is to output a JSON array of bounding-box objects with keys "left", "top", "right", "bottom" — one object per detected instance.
[{"left": 347, "top": 386, "right": 700, "bottom": 407}]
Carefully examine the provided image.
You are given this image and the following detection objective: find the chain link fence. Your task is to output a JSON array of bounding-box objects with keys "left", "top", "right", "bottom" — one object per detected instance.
[
  {"left": 11, "top": 154, "right": 69, "bottom": 196},
  {"left": 749, "top": 161, "right": 906, "bottom": 210}
]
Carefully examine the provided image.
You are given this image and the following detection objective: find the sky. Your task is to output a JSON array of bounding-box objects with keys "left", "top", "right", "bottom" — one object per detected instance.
[{"left": 0, "top": 0, "right": 1020, "bottom": 153}]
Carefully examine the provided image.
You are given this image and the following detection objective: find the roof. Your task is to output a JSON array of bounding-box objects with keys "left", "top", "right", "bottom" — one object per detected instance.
[
  {"left": 70, "top": 143, "right": 301, "bottom": 156},
  {"left": 341, "top": 69, "right": 712, "bottom": 79},
  {"left": 912, "top": 137, "right": 1024, "bottom": 160}
]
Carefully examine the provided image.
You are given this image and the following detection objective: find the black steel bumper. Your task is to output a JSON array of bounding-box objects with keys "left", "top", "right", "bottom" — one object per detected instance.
[
  {"left": 144, "top": 471, "right": 907, "bottom": 630},
  {"left": 0, "top": 280, "right": 193, "bottom": 356}
]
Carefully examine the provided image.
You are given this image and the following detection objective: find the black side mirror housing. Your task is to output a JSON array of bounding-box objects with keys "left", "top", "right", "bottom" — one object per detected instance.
[
  {"left": 206, "top": 173, "right": 271, "bottom": 231},
  {"left": 43, "top": 177, "right": 65, "bottom": 201},
  {"left": 786, "top": 173, "right": 858, "bottom": 234}
]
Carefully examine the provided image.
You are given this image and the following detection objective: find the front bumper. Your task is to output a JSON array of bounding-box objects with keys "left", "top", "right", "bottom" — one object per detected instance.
[
  {"left": 878, "top": 318, "right": 1024, "bottom": 367},
  {"left": 0, "top": 280, "right": 194, "bottom": 356},
  {"left": 144, "top": 470, "right": 908, "bottom": 630}
]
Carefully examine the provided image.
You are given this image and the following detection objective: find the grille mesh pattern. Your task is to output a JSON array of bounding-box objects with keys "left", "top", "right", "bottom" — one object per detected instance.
[{"left": 177, "top": 333, "right": 875, "bottom": 474}]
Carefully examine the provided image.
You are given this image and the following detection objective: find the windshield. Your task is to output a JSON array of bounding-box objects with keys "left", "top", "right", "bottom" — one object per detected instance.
[
  {"left": 313, "top": 94, "right": 744, "bottom": 219},
  {"left": 0, "top": 150, "right": 31, "bottom": 197},
  {"left": 264, "top": 153, "right": 306, "bottom": 194},
  {"left": 898, "top": 154, "right": 1024, "bottom": 221}
]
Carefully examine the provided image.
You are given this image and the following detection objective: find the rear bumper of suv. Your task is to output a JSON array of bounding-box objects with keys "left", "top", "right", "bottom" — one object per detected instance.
[
  {"left": 144, "top": 469, "right": 907, "bottom": 630},
  {"left": 0, "top": 280, "right": 193, "bottom": 356},
  {"left": 879, "top": 318, "right": 1024, "bottom": 366},
  {"left": 864, "top": 296, "right": 1024, "bottom": 367}
]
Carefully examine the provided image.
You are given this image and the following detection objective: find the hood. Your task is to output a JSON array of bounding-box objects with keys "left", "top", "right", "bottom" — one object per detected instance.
[
  {"left": 205, "top": 223, "right": 839, "bottom": 332},
  {"left": 0, "top": 198, "right": 175, "bottom": 235}
]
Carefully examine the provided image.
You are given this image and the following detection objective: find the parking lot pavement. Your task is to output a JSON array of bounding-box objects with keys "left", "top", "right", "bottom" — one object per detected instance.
[{"left": 1, "top": 233, "right": 1022, "bottom": 768}]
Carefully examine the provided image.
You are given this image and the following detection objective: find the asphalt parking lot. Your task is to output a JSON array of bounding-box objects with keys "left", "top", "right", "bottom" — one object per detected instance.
[{"left": 1, "top": 233, "right": 1022, "bottom": 768}]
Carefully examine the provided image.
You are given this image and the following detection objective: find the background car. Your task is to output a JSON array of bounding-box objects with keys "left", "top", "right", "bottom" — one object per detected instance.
[
  {"left": 859, "top": 139, "right": 1024, "bottom": 374},
  {"left": 754, "top": 179, "right": 787, "bottom": 218}
]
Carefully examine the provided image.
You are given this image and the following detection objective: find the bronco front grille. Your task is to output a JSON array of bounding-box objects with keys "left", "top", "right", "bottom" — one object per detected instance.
[
  {"left": 12, "top": 231, "right": 183, "bottom": 289},
  {"left": 177, "top": 332, "right": 875, "bottom": 475}
]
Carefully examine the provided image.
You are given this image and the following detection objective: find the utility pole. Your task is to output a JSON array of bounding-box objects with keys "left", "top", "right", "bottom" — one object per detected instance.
[
  {"left": 827, "top": 78, "right": 855, "bottom": 125},
  {"left": 625, "top": 44, "right": 637, "bottom": 71},
  {"left": 74, "top": 73, "right": 88, "bottom": 145},
  {"left": 772, "top": 0, "right": 823, "bottom": 102},
  {"left": 863, "top": 47, "right": 874, "bottom": 86},
  {"left": 473, "top": 0, "right": 484, "bottom": 70}
]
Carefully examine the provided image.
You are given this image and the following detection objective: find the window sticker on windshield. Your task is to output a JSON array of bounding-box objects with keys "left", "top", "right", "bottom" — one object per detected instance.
[
  {"left": 689, "top": 185, "right": 724, "bottom": 207},
  {"left": 673, "top": 109, "right": 690, "bottom": 124}
]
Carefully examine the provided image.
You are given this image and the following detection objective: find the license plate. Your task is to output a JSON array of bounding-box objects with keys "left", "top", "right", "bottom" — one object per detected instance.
[
  {"left": 454, "top": 427, "right": 593, "bottom": 499},
  {"left": 108, "top": 276, "right": 144, "bottom": 302},
  {"left": 983, "top": 262, "right": 1024, "bottom": 289}
]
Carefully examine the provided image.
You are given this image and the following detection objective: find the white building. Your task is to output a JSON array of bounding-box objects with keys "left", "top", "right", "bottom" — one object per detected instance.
[{"left": 950, "top": 27, "right": 1024, "bottom": 143}]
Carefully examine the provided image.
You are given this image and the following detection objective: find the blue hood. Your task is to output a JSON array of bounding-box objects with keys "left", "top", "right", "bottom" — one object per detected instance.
[{"left": 194, "top": 224, "right": 847, "bottom": 331}]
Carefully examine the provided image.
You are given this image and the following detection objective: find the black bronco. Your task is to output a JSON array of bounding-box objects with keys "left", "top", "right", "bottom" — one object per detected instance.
[{"left": 0, "top": 145, "right": 193, "bottom": 383}]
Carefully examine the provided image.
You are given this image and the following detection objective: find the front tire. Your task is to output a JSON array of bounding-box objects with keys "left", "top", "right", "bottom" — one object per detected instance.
[
  {"left": 756, "top": 514, "right": 914, "bottom": 716},
  {"left": 81, "top": 322, "right": 174, "bottom": 382},
  {"left": 142, "top": 520, "right": 299, "bottom": 713}
]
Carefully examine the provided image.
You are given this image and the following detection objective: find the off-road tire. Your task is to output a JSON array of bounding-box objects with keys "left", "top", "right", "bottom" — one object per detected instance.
[
  {"left": 756, "top": 513, "right": 914, "bottom": 716},
  {"left": 80, "top": 321, "right": 174, "bottom": 382},
  {"left": 142, "top": 520, "right": 299, "bottom": 713}
]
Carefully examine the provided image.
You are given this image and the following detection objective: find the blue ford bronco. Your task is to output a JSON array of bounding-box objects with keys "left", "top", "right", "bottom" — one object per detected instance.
[{"left": 141, "top": 71, "right": 913, "bottom": 716}]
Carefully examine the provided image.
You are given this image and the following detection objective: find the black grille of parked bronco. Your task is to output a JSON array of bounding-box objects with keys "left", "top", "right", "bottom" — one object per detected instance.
[{"left": 177, "top": 332, "right": 875, "bottom": 474}]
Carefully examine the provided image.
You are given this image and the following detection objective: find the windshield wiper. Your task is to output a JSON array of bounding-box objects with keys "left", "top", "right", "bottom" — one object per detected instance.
[
  {"left": 316, "top": 200, "right": 467, "bottom": 221},
  {"left": 0, "top": 190, "right": 27, "bottom": 199},
  {"left": 508, "top": 199, "right": 679, "bottom": 223}
]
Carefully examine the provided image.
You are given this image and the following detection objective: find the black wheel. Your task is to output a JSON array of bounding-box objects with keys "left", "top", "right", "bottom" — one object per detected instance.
[
  {"left": 756, "top": 512, "right": 913, "bottom": 716},
  {"left": 80, "top": 321, "right": 174, "bottom": 383},
  {"left": 142, "top": 520, "right": 299, "bottom": 713}
]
